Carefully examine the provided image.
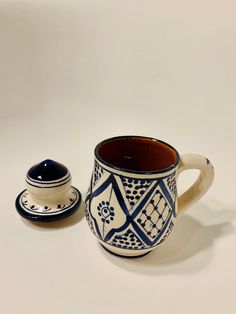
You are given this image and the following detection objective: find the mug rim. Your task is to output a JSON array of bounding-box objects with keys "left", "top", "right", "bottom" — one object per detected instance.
[{"left": 94, "top": 135, "right": 180, "bottom": 174}]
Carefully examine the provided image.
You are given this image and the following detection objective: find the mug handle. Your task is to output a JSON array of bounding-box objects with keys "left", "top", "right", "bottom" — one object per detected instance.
[{"left": 177, "top": 154, "right": 214, "bottom": 215}]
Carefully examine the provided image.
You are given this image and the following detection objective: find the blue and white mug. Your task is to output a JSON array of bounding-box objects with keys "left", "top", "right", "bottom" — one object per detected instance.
[{"left": 85, "top": 136, "right": 214, "bottom": 257}]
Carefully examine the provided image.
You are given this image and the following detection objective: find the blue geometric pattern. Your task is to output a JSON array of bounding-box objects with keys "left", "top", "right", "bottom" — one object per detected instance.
[
  {"left": 85, "top": 163, "right": 177, "bottom": 251},
  {"left": 135, "top": 189, "right": 172, "bottom": 240}
]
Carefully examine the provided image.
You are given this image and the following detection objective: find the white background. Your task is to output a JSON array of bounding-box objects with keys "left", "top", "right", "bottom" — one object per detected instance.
[{"left": 0, "top": 1, "right": 235, "bottom": 313}]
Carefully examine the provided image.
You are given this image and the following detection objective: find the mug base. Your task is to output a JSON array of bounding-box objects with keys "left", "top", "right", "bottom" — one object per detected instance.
[
  {"left": 100, "top": 241, "right": 152, "bottom": 257},
  {"left": 101, "top": 244, "right": 151, "bottom": 258}
]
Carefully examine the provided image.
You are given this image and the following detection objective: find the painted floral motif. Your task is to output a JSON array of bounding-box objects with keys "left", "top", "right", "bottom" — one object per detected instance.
[{"left": 97, "top": 201, "right": 115, "bottom": 224}]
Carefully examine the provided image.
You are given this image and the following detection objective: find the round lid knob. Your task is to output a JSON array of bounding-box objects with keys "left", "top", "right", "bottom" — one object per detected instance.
[{"left": 27, "top": 159, "right": 68, "bottom": 182}]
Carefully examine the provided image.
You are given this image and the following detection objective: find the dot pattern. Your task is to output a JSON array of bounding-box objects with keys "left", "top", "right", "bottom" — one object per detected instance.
[
  {"left": 111, "top": 229, "right": 146, "bottom": 250},
  {"left": 166, "top": 173, "right": 177, "bottom": 197},
  {"left": 93, "top": 161, "right": 104, "bottom": 186},
  {"left": 97, "top": 201, "right": 115, "bottom": 224},
  {"left": 20, "top": 191, "right": 76, "bottom": 213},
  {"left": 121, "top": 177, "right": 152, "bottom": 208},
  {"left": 136, "top": 189, "right": 172, "bottom": 239}
]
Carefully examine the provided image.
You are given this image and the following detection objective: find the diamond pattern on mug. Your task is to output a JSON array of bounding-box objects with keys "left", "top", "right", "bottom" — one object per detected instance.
[
  {"left": 121, "top": 177, "right": 152, "bottom": 210},
  {"left": 136, "top": 189, "right": 172, "bottom": 240}
]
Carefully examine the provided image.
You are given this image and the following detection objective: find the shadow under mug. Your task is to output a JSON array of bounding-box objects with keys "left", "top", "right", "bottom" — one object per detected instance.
[{"left": 85, "top": 136, "right": 214, "bottom": 257}]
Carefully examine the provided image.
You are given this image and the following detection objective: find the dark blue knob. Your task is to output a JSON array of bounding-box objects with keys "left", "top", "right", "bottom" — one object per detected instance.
[{"left": 27, "top": 159, "right": 68, "bottom": 181}]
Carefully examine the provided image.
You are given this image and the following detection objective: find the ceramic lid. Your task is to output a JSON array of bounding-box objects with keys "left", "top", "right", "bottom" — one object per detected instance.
[{"left": 15, "top": 159, "right": 82, "bottom": 222}]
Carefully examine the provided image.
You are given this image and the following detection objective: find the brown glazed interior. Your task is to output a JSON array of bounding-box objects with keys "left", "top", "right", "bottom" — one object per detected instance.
[{"left": 95, "top": 136, "right": 179, "bottom": 173}]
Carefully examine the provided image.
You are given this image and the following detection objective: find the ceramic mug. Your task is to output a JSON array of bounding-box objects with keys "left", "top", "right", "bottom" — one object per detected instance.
[{"left": 85, "top": 136, "right": 214, "bottom": 257}]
